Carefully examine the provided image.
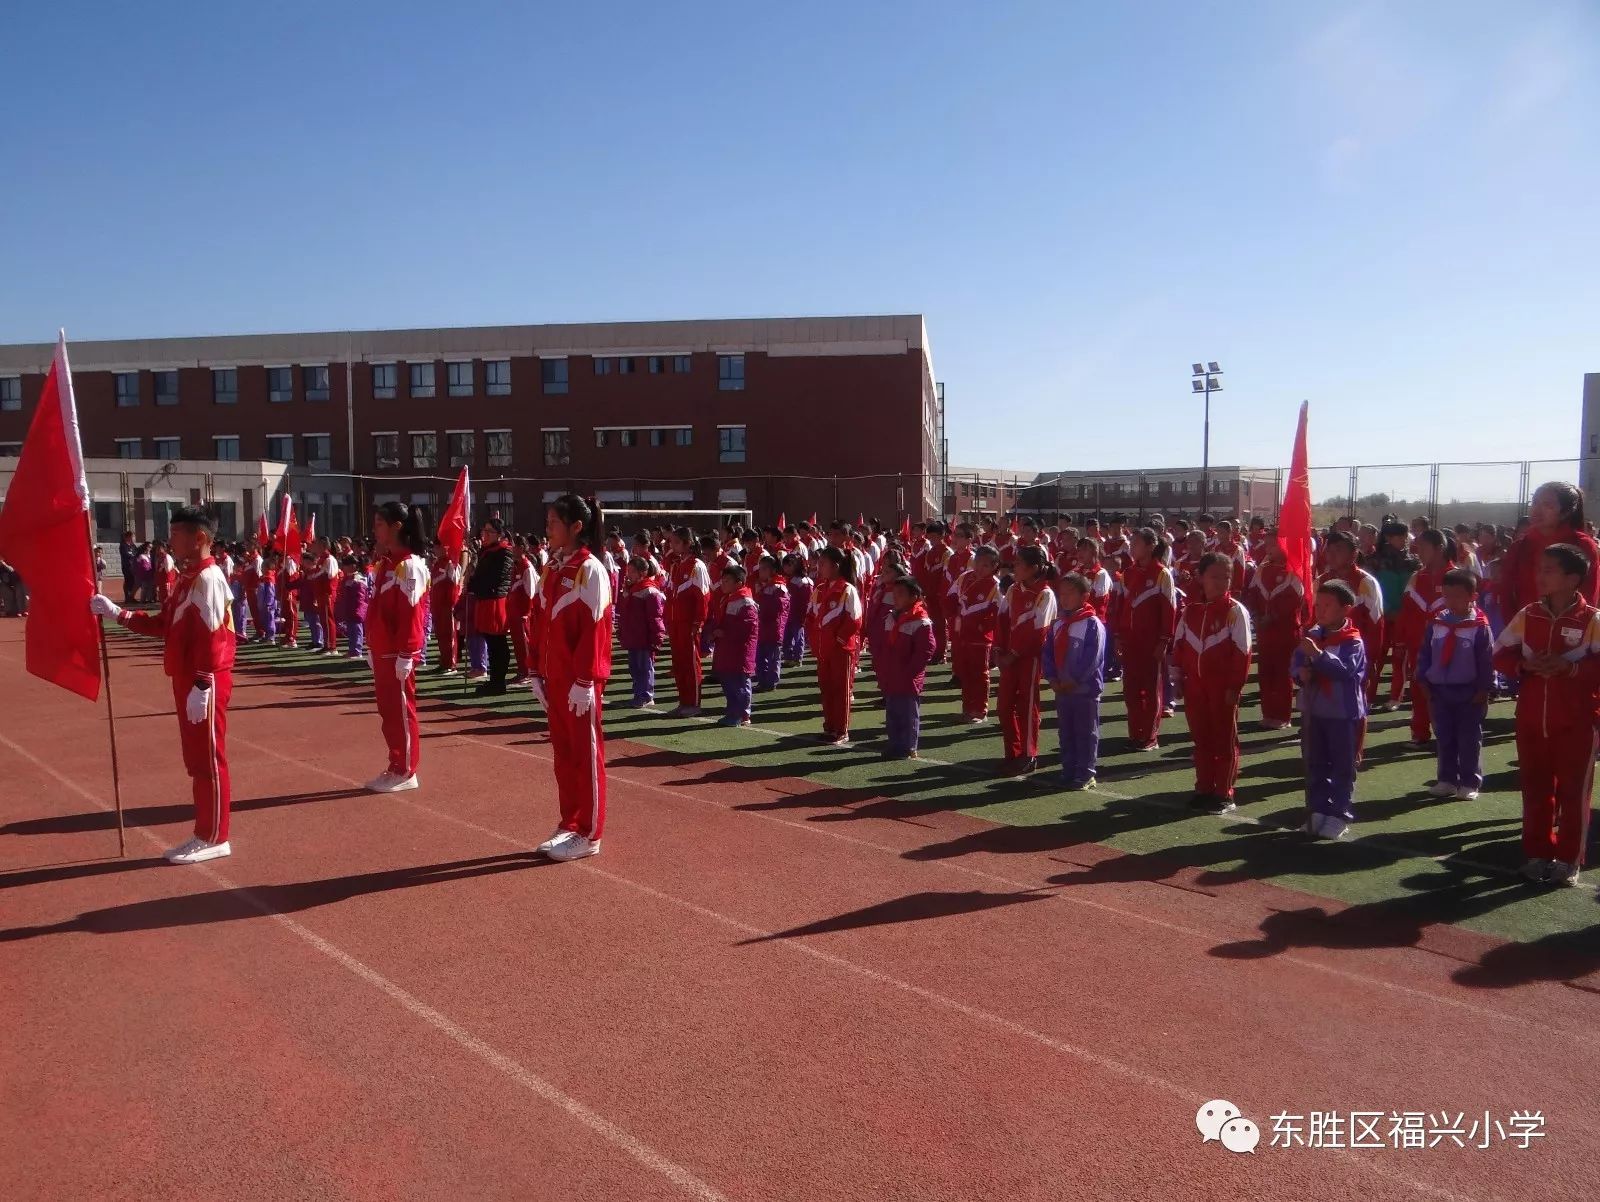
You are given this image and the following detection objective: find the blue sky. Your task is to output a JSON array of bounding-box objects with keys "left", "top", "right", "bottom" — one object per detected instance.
[{"left": 3, "top": 0, "right": 1596, "bottom": 483}]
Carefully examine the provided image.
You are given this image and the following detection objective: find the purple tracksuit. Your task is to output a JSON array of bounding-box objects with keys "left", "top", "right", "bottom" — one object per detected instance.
[
  {"left": 784, "top": 574, "right": 812, "bottom": 663},
  {"left": 709, "top": 587, "right": 759, "bottom": 724},
  {"left": 335, "top": 574, "right": 369, "bottom": 656},
  {"left": 618, "top": 580, "right": 668, "bottom": 704},
  {"left": 1042, "top": 608, "right": 1106, "bottom": 785},
  {"left": 1290, "top": 623, "right": 1369, "bottom": 823},
  {"left": 755, "top": 580, "right": 791, "bottom": 691},
  {"left": 1415, "top": 608, "right": 1493, "bottom": 791},
  {"left": 871, "top": 604, "right": 936, "bottom": 756}
]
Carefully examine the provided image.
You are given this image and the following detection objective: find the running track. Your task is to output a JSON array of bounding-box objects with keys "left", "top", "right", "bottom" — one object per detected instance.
[{"left": 1, "top": 622, "right": 1595, "bottom": 1201}]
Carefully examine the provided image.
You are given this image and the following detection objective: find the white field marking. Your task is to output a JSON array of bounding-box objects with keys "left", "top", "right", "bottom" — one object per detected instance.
[
  {"left": 451, "top": 731, "right": 1600, "bottom": 1047},
  {"left": 222, "top": 731, "right": 1486, "bottom": 1202},
  {"left": 0, "top": 731, "right": 730, "bottom": 1202}
]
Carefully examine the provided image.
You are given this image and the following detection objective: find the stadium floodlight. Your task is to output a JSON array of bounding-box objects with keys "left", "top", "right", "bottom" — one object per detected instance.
[
  {"left": 1207, "top": 361, "right": 1222, "bottom": 374},
  {"left": 1191, "top": 362, "right": 1205, "bottom": 376},
  {"left": 1192, "top": 379, "right": 1205, "bottom": 392},
  {"left": 1190, "top": 361, "right": 1226, "bottom": 510}
]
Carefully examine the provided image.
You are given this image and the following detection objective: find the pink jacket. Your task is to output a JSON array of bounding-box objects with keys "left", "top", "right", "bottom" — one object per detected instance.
[
  {"left": 618, "top": 577, "right": 667, "bottom": 652},
  {"left": 872, "top": 603, "right": 937, "bottom": 695},
  {"left": 709, "top": 586, "right": 759, "bottom": 676}
]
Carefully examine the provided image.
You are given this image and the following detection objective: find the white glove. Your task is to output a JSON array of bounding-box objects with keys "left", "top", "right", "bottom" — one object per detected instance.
[
  {"left": 184, "top": 685, "right": 209, "bottom": 724},
  {"left": 567, "top": 681, "right": 595, "bottom": 717},
  {"left": 395, "top": 656, "right": 414, "bottom": 682},
  {"left": 529, "top": 676, "right": 548, "bottom": 709},
  {"left": 365, "top": 651, "right": 374, "bottom": 671},
  {"left": 90, "top": 594, "right": 121, "bottom": 619}
]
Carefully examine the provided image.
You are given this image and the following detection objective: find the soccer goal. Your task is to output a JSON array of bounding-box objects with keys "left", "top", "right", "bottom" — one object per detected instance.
[{"left": 603, "top": 507, "right": 756, "bottom": 537}]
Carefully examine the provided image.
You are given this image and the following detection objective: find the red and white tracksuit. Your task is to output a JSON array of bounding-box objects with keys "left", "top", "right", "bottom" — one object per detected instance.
[
  {"left": 508, "top": 553, "right": 538, "bottom": 677},
  {"left": 1493, "top": 598, "right": 1600, "bottom": 866},
  {"left": 1174, "top": 594, "right": 1253, "bottom": 800},
  {"left": 911, "top": 541, "right": 953, "bottom": 661},
  {"left": 951, "top": 569, "right": 1002, "bottom": 718},
  {"left": 669, "top": 556, "right": 711, "bottom": 708},
  {"left": 942, "top": 545, "right": 974, "bottom": 657},
  {"left": 365, "top": 553, "right": 429, "bottom": 777},
  {"left": 1397, "top": 565, "right": 1450, "bottom": 740},
  {"left": 119, "top": 558, "right": 237, "bottom": 842},
  {"left": 1247, "top": 565, "right": 1304, "bottom": 725},
  {"left": 1118, "top": 560, "right": 1177, "bottom": 746},
  {"left": 996, "top": 580, "right": 1058, "bottom": 761},
  {"left": 530, "top": 547, "right": 614, "bottom": 840},
  {"left": 808, "top": 576, "right": 863, "bottom": 736},
  {"left": 309, "top": 552, "right": 338, "bottom": 651},
  {"left": 429, "top": 558, "right": 463, "bottom": 669}
]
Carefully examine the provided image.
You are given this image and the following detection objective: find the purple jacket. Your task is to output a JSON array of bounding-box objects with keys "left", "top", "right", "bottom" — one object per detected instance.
[
  {"left": 334, "top": 576, "right": 369, "bottom": 624},
  {"left": 710, "top": 587, "right": 759, "bottom": 676},
  {"left": 1416, "top": 608, "right": 1493, "bottom": 692},
  {"left": 872, "top": 604, "right": 936, "bottom": 694},
  {"left": 618, "top": 581, "right": 668, "bottom": 652},
  {"left": 756, "top": 580, "right": 790, "bottom": 644},
  {"left": 1042, "top": 610, "right": 1106, "bottom": 698},
  {"left": 1289, "top": 622, "right": 1368, "bottom": 721},
  {"left": 785, "top": 575, "right": 813, "bottom": 637}
]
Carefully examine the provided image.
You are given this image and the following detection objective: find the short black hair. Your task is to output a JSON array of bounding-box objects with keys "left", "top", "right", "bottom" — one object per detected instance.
[
  {"left": 1197, "top": 551, "right": 1231, "bottom": 575},
  {"left": 169, "top": 505, "right": 215, "bottom": 534},
  {"left": 1316, "top": 580, "right": 1356, "bottom": 607},
  {"left": 1543, "top": 543, "right": 1591, "bottom": 582},
  {"left": 1058, "top": 571, "right": 1091, "bottom": 597},
  {"left": 892, "top": 575, "right": 924, "bottom": 599},
  {"left": 722, "top": 563, "right": 747, "bottom": 583},
  {"left": 1441, "top": 568, "right": 1479, "bottom": 594}
]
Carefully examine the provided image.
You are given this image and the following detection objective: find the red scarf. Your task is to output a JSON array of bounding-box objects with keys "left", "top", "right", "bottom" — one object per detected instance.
[
  {"left": 627, "top": 574, "right": 664, "bottom": 598},
  {"left": 1426, "top": 607, "right": 1488, "bottom": 668},
  {"left": 1308, "top": 620, "right": 1362, "bottom": 694},
  {"left": 1052, "top": 602, "right": 1097, "bottom": 667},
  {"left": 888, "top": 600, "right": 929, "bottom": 648}
]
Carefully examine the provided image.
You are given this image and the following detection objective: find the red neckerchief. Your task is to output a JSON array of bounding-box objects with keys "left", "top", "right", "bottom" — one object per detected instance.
[
  {"left": 627, "top": 574, "right": 663, "bottom": 598},
  {"left": 1308, "top": 619, "right": 1362, "bottom": 694},
  {"left": 1426, "top": 606, "right": 1488, "bottom": 668},
  {"left": 888, "top": 600, "right": 929, "bottom": 648},
  {"left": 1052, "top": 602, "right": 1096, "bottom": 667}
]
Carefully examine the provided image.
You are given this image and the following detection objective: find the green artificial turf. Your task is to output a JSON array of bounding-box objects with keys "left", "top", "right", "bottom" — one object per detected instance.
[{"left": 229, "top": 634, "right": 1600, "bottom": 949}]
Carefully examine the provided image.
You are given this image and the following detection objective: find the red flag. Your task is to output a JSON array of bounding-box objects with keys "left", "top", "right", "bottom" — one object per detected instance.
[
  {"left": 856, "top": 512, "right": 865, "bottom": 529},
  {"left": 777, "top": 511, "right": 787, "bottom": 531},
  {"left": 898, "top": 516, "right": 911, "bottom": 544},
  {"left": 274, "top": 493, "right": 294, "bottom": 555},
  {"left": 438, "top": 465, "right": 470, "bottom": 562},
  {"left": 305, "top": 511, "right": 316, "bottom": 545},
  {"left": 1276, "top": 401, "right": 1314, "bottom": 614},
  {"left": 808, "top": 512, "right": 817, "bottom": 526},
  {"left": 256, "top": 511, "right": 270, "bottom": 548},
  {"left": 285, "top": 506, "right": 302, "bottom": 562},
  {"left": 0, "top": 333, "right": 101, "bottom": 701},
  {"left": 1009, "top": 514, "right": 1020, "bottom": 535}
]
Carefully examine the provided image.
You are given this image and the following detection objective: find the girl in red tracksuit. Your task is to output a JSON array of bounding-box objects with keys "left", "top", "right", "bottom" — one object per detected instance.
[
  {"left": 1247, "top": 544, "right": 1304, "bottom": 729},
  {"left": 808, "top": 545, "right": 864, "bottom": 745},
  {"left": 995, "top": 545, "right": 1059, "bottom": 774},
  {"left": 508, "top": 534, "right": 538, "bottom": 684},
  {"left": 429, "top": 545, "right": 464, "bottom": 672},
  {"left": 667, "top": 527, "right": 711, "bottom": 716},
  {"left": 528, "top": 494, "right": 614, "bottom": 862},
  {"left": 363, "top": 502, "right": 431, "bottom": 793},
  {"left": 1396, "top": 529, "right": 1455, "bottom": 747},
  {"left": 1174, "top": 553, "right": 1254, "bottom": 813},
  {"left": 951, "top": 546, "right": 1003, "bottom": 721},
  {"left": 1118, "top": 528, "right": 1177, "bottom": 751},
  {"left": 1497, "top": 481, "right": 1600, "bottom": 622}
]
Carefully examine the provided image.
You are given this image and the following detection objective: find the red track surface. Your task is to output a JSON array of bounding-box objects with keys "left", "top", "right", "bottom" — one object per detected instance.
[{"left": 2, "top": 624, "right": 1596, "bottom": 1201}]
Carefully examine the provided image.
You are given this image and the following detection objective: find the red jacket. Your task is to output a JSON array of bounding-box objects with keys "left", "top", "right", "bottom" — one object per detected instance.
[
  {"left": 709, "top": 586, "right": 759, "bottom": 676},
  {"left": 952, "top": 570, "right": 1002, "bottom": 646},
  {"left": 997, "top": 579, "right": 1058, "bottom": 660},
  {"left": 1499, "top": 526, "right": 1600, "bottom": 622},
  {"left": 364, "top": 553, "right": 430, "bottom": 659},
  {"left": 911, "top": 542, "right": 952, "bottom": 612},
  {"left": 873, "top": 602, "right": 937, "bottom": 694},
  {"left": 1318, "top": 564, "right": 1384, "bottom": 651},
  {"left": 531, "top": 547, "right": 614, "bottom": 688},
  {"left": 1118, "top": 560, "right": 1177, "bottom": 648},
  {"left": 807, "top": 577, "right": 863, "bottom": 659},
  {"left": 668, "top": 556, "right": 711, "bottom": 628},
  {"left": 121, "top": 557, "right": 236, "bottom": 682},
  {"left": 1397, "top": 563, "right": 1452, "bottom": 646},
  {"left": 1492, "top": 596, "right": 1600, "bottom": 735},
  {"left": 1173, "top": 593, "right": 1253, "bottom": 692},
  {"left": 1247, "top": 563, "right": 1305, "bottom": 646}
]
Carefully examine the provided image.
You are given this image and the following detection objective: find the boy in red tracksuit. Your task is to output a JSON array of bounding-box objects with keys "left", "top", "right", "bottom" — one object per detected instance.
[
  {"left": 1247, "top": 544, "right": 1304, "bottom": 729},
  {"left": 911, "top": 521, "right": 953, "bottom": 664},
  {"left": 1396, "top": 529, "right": 1454, "bottom": 747},
  {"left": 1174, "top": 552, "right": 1254, "bottom": 813},
  {"left": 942, "top": 523, "right": 976, "bottom": 664},
  {"left": 91, "top": 506, "right": 238, "bottom": 864},
  {"left": 1118, "top": 529, "right": 1177, "bottom": 751},
  {"left": 808, "top": 546, "right": 864, "bottom": 745},
  {"left": 951, "top": 545, "right": 1002, "bottom": 721},
  {"left": 707, "top": 564, "right": 759, "bottom": 726},
  {"left": 1492, "top": 542, "right": 1600, "bottom": 887},
  {"left": 430, "top": 545, "right": 463, "bottom": 671},
  {"left": 995, "top": 546, "right": 1058, "bottom": 775},
  {"left": 508, "top": 536, "right": 538, "bottom": 683},
  {"left": 667, "top": 529, "right": 711, "bottom": 716}
]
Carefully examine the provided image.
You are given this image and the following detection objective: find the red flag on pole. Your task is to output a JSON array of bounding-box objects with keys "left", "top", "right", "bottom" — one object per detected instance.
[
  {"left": 898, "top": 516, "right": 911, "bottom": 544},
  {"left": 305, "top": 511, "right": 316, "bottom": 545},
  {"left": 1009, "top": 514, "right": 1020, "bottom": 536},
  {"left": 0, "top": 332, "right": 102, "bottom": 701},
  {"left": 808, "top": 512, "right": 817, "bottom": 526},
  {"left": 256, "top": 511, "right": 270, "bottom": 548},
  {"left": 777, "top": 511, "right": 787, "bottom": 532},
  {"left": 438, "top": 465, "right": 470, "bottom": 562},
  {"left": 1276, "top": 401, "right": 1314, "bottom": 614},
  {"left": 285, "top": 505, "right": 302, "bottom": 562}
]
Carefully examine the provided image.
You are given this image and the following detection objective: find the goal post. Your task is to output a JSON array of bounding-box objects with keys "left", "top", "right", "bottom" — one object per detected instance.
[{"left": 602, "top": 507, "right": 756, "bottom": 537}]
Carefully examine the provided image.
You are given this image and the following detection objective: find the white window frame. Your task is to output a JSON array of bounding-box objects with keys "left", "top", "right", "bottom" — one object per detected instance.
[
  {"left": 212, "top": 434, "right": 241, "bottom": 462},
  {"left": 303, "top": 432, "right": 333, "bottom": 470},
  {"left": 114, "top": 437, "right": 142, "bottom": 459},
  {"left": 371, "top": 362, "right": 397, "bottom": 400},
  {"left": 264, "top": 432, "right": 296, "bottom": 462},
  {"left": 302, "top": 363, "right": 331, "bottom": 402}
]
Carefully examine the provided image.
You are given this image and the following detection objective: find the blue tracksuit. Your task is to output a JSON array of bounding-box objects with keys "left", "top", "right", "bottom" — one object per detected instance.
[
  {"left": 1415, "top": 608, "right": 1494, "bottom": 790},
  {"left": 1290, "top": 623, "right": 1368, "bottom": 822},
  {"left": 1042, "top": 609, "right": 1106, "bottom": 784}
]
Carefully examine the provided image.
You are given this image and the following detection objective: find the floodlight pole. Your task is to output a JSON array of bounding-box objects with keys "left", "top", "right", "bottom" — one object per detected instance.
[{"left": 1192, "top": 364, "right": 1223, "bottom": 511}]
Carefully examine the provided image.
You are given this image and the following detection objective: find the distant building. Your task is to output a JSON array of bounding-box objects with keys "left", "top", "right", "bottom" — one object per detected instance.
[
  {"left": 1580, "top": 373, "right": 1600, "bottom": 499},
  {"left": 1019, "top": 465, "right": 1281, "bottom": 523},
  {"left": 944, "top": 464, "right": 1036, "bottom": 523}
]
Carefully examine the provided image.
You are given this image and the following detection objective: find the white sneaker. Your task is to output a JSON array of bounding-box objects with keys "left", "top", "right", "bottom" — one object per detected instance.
[
  {"left": 1428, "top": 781, "right": 1456, "bottom": 798},
  {"left": 1455, "top": 786, "right": 1480, "bottom": 800},
  {"left": 1547, "top": 861, "right": 1581, "bottom": 887},
  {"left": 547, "top": 834, "right": 600, "bottom": 862},
  {"left": 371, "top": 773, "right": 418, "bottom": 794},
  {"left": 166, "top": 837, "right": 231, "bottom": 864},
  {"left": 537, "top": 829, "right": 573, "bottom": 853},
  {"left": 365, "top": 771, "right": 398, "bottom": 792}
]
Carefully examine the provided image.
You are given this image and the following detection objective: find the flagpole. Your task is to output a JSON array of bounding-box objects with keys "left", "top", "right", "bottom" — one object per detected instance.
[{"left": 85, "top": 510, "right": 127, "bottom": 857}]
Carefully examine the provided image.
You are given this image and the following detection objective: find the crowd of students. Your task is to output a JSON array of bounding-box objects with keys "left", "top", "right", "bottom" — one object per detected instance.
[{"left": 87, "top": 482, "right": 1599, "bottom": 888}]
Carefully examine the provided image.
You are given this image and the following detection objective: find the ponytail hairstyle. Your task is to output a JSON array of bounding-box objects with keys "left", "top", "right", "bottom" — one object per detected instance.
[
  {"left": 549, "top": 493, "right": 606, "bottom": 557},
  {"left": 819, "top": 545, "right": 857, "bottom": 587},
  {"left": 1534, "top": 481, "right": 1585, "bottom": 531},
  {"left": 375, "top": 500, "right": 428, "bottom": 556},
  {"left": 1133, "top": 526, "right": 1169, "bottom": 563}
]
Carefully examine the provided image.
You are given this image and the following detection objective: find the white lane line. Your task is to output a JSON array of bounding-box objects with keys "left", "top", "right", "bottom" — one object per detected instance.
[{"left": 0, "top": 731, "right": 730, "bottom": 1202}]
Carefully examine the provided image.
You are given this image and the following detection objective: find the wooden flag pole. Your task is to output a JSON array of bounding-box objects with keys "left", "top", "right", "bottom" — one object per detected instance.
[{"left": 86, "top": 513, "right": 126, "bottom": 857}]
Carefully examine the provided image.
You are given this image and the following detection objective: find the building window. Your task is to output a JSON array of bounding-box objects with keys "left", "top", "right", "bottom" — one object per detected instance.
[
  {"left": 446, "top": 362, "right": 473, "bottom": 397},
  {"left": 542, "top": 429, "right": 571, "bottom": 467},
  {"left": 306, "top": 435, "right": 332, "bottom": 470},
  {"left": 718, "top": 425, "right": 747, "bottom": 463},
  {"left": 115, "top": 372, "right": 140, "bottom": 407},
  {"left": 373, "top": 433, "right": 400, "bottom": 469},
  {"left": 411, "top": 432, "right": 437, "bottom": 469},
  {"left": 154, "top": 370, "right": 178, "bottom": 406},
  {"left": 0, "top": 442, "right": 21, "bottom": 457},
  {"left": 674, "top": 355, "right": 691, "bottom": 373},
  {"left": 115, "top": 438, "right": 142, "bottom": 459},
  {"left": 268, "top": 366, "right": 293, "bottom": 402},
  {"left": 595, "top": 429, "right": 610, "bottom": 448},
  {"left": 266, "top": 435, "right": 295, "bottom": 462},
  {"left": 617, "top": 357, "right": 634, "bottom": 375},
  {"left": 648, "top": 356, "right": 665, "bottom": 374},
  {"left": 675, "top": 427, "right": 693, "bottom": 447},
  {"left": 594, "top": 357, "right": 613, "bottom": 376},
  {"left": 484, "top": 491, "right": 514, "bottom": 531},
  {"left": 718, "top": 354, "right": 745, "bottom": 391},
  {"left": 486, "top": 430, "right": 513, "bottom": 467},
  {"left": 153, "top": 437, "right": 180, "bottom": 460},
  {"left": 485, "top": 360, "right": 511, "bottom": 396},
  {"left": 409, "top": 362, "right": 436, "bottom": 398},
  {"left": 304, "top": 365, "right": 330, "bottom": 402},
  {"left": 448, "top": 431, "right": 475, "bottom": 466},
  {"left": 650, "top": 428, "right": 666, "bottom": 447},
  {"left": 0, "top": 377, "right": 20, "bottom": 411},
  {"left": 541, "top": 358, "right": 569, "bottom": 395},
  {"left": 372, "top": 363, "right": 397, "bottom": 399},
  {"left": 213, "top": 436, "right": 240, "bottom": 461},
  {"left": 212, "top": 368, "right": 237, "bottom": 405},
  {"left": 619, "top": 428, "right": 637, "bottom": 448},
  {"left": 1212, "top": 479, "right": 1225, "bottom": 496}
]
